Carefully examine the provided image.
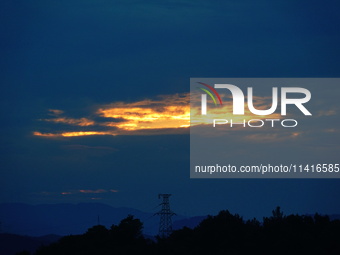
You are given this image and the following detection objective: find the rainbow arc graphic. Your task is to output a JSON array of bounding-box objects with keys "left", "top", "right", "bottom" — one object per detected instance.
[{"left": 197, "top": 82, "right": 223, "bottom": 106}]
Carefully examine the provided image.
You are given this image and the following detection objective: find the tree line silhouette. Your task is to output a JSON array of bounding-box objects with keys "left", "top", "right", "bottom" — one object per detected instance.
[{"left": 17, "top": 207, "right": 340, "bottom": 255}]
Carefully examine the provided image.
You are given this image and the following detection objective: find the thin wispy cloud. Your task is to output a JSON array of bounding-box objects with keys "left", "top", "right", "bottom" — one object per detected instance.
[
  {"left": 32, "top": 189, "right": 119, "bottom": 203},
  {"left": 48, "top": 109, "right": 64, "bottom": 116},
  {"left": 38, "top": 189, "right": 119, "bottom": 196},
  {"left": 316, "top": 110, "right": 336, "bottom": 117},
  {"left": 34, "top": 131, "right": 113, "bottom": 137},
  {"left": 41, "top": 117, "right": 95, "bottom": 126}
]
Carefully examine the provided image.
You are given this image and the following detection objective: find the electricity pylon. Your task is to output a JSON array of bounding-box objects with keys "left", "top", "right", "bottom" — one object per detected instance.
[{"left": 155, "top": 194, "right": 176, "bottom": 238}]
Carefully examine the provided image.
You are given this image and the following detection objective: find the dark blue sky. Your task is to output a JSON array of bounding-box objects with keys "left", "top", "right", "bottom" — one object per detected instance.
[{"left": 1, "top": 0, "right": 340, "bottom": 219}]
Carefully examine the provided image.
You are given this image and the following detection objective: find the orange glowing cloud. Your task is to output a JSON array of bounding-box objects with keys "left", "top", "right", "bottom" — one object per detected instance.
[
  {"left": 48, "top": 109, "right": 64, "bottom": 115},
  {"left": 34, "top": 131, "right": 114, "bottom": 137},
  {"left": 98, "top": 105, "right": 190, "bottom": 130},
  {"left": 34, "top": 93, "right": 190, "bottom": 137},
  {"left": 33, "top": 92, "right": 288, "bottom": 138},
  {"left": 43, "top": 117, "right": 95, "bottom": 126},
  {"left": 97, "top": 93, "right": 190, "bottom": 131}
]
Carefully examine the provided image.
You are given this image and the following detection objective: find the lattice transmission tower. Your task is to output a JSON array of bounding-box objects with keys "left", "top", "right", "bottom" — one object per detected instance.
[{"left": 155, "top": 194, "right": 176, "bottom": 238}]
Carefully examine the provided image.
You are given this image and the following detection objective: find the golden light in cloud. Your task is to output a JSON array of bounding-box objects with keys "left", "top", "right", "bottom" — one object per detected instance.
[
  {"left": 34, "top": 94, "right": 191, "bottom": 137},
  {"left": 61, "top": 131, "right": 114, "bottom": 137},
  {"left": 34, "top": 131, "right": 114, "bottom": 137},
  {"left": 34, "top": 92, "right": 287, "bottom": 137},
  {"left": 98, "top": 105, "right": 190, "bottom": 131},
  {"left": 43, "top": 117, "right": 95, "bottom": 126},
  {"left": 33, "top": 132, "right": 59, "bottom": 137},
  {"left": 190, "top": 94, "right": 282, "bottom": 126}
]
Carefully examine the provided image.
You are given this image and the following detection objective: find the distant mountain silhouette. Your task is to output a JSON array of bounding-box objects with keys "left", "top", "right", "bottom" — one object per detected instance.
[
  {"left": 2, "top": 203, "right": 338, "bottom": 240},
  {"left": 0, "top": 233, "right": 60, "bottom": 255},
  {"left": 0, "top": 203, "right": 185, "bottom": 237}
]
